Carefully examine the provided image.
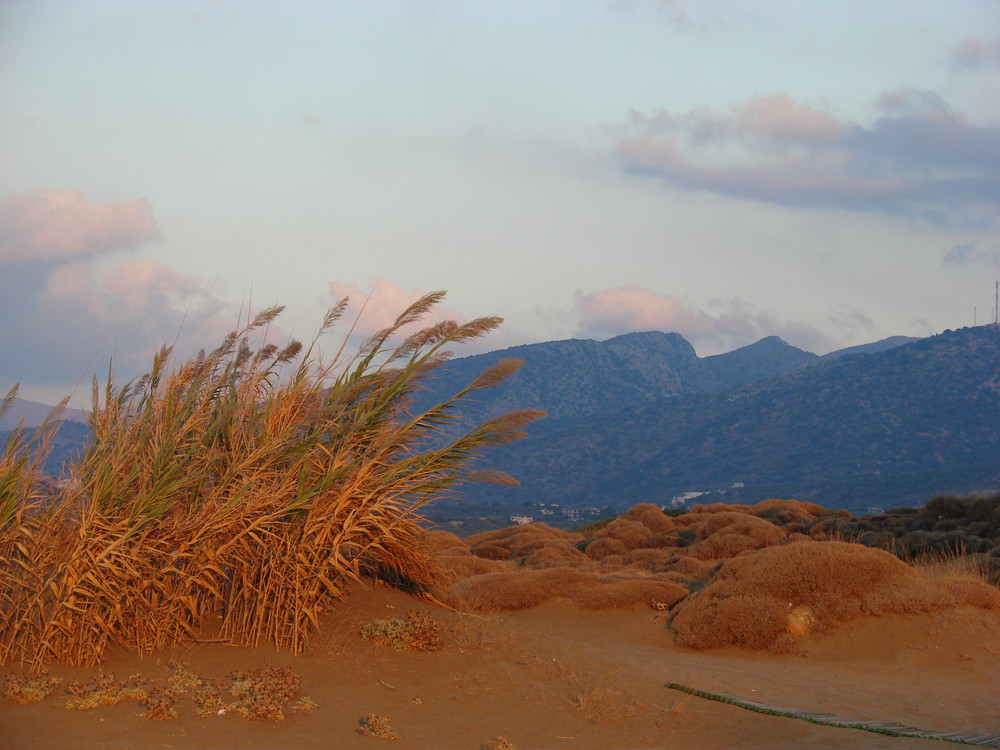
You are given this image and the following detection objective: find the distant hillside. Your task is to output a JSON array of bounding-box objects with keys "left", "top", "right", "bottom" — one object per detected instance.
[
  {"left": 456, "top": 326, "right": 1000, "bottom": 514},
  {"left": 412, "top": 331, "right": 851, "bottom": 424},
  {"left": 0, "top": 397, "right": 89, "bottom": 431},
  {"left": 0, "top": 420, "right": 91, "bottom": 477}
]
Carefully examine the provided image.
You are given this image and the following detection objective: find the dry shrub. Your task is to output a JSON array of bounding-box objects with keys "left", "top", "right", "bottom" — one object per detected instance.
[
  {"left": 594, "top": 519, "right": 648, "bottom": 550},
  {"left": 750, "top": 499, "right": 830, "bottom": 526},
  {"left": 467, "top": 523, "right": 581, "bottom": 561},
  {"left": 0, "top": 295, "right": 543, "bottom": 671},
  {"left": 664, "top": 556, "right": 717, "bottom": 580},
  {"left": 641, "top": 529, "right": 683, "bottom": 550},
  {"left": 623, "top": 548, "right": 674, "bottom": 572},
  {"left": 688, "top": 503, "right": 752, "bottom": 516},
  {"left": 451, "top": 567, "right": 593, "bottom": 610},
  {"left": 584, "top": 537, "right": 627, "bottom": 560},
  {"left": 360, "top": 612, "right": 442, "bottom": 652},
  {"left": 359, "top": 712, "right": 398, "bottom": 739},
  {"left": 435, "top": 550, "right": 509, "bottom": 579},
  {"left": 686, "top": 513, "right": 787, "bottom": 560},
  {"left": 619, "top": 503, "right": 675, "bottom": 533},
  {"left": 671, "top": 540, "right": 1000, "bottom": 651},
  {"left": 571, "top": 579, "right": 687, "bottom": 610},
  {"left": 524, "top": 540, "right": 588, "bottom": 568},
  {"left": 472, "top": 544, "right": 511, "bottom": 561},
  {"left": 422, "top": 530, "right": 467, "bottom": 552}
]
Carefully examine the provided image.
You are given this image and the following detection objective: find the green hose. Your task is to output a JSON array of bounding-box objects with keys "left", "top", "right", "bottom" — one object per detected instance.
[{"left": 665, "top": 683, "right": 1000, "bottom": 747}]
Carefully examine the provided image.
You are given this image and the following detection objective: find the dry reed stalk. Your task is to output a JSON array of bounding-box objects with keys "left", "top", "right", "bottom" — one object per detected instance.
[{"left": 1, "top": 293, "right": 543, "bottom": 670}]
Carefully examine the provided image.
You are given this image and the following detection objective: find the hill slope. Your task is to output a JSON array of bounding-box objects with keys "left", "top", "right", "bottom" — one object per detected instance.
[{"left": 458, "top": 326, "right": 1000, "bottom": 513}]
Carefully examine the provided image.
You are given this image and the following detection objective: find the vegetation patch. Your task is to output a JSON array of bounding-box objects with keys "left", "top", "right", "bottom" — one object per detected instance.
[{"left": 360, "top": 612, "right": 442, "bottom": 652}]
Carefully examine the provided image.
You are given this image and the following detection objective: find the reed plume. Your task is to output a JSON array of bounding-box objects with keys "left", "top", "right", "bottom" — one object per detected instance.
[{"left": 0, "top": 293, "right": 542, "bottom": 670}]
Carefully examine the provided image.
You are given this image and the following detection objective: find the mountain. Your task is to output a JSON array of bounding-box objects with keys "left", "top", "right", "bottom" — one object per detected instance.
[
  {"left": 817, "top": 335, "right": 920, "bottom": 363},
  {"left": 0, "top": 420, "right": 91, "bottom": 477},
  {"left": 701, "top": 335, "right": 818, "bottom": 390},
  {"left": 0, "top": 398, "right": 89, "bottom": 431},
  {"left": 456, "top": 326, "right": 1000, "bottom": 514},
  {"left": 413, "top": 331, "right": 836, "bottom": 424}
]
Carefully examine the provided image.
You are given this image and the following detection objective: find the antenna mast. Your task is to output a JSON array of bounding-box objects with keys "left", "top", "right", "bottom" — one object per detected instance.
[{"left": 995, "top": 280, "right": 999, "bottom": 325}]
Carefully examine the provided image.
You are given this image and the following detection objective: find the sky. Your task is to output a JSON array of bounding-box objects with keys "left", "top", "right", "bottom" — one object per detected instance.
[{"left": 1, "top": 0, "right": 999, "bottom": 408}]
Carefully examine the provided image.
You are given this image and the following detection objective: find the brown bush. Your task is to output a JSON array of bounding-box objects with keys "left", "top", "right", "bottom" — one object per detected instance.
[
  {"left": 594, "top": 519, "right": 648, "bottom": 550},
  {"left": 450, "top": 567, "right": 593, "bottom": 610},
  {"left": 473, "top": 544, "right": 511, "bottom": 561},
  {"left": 688, "top": 503, "right": 752, "bottom": 516},
  {"left": 623, "top": 548, "right": 674, "bottom": 572},
  {"left": 422, "top": 529, "right": 468, "bottom": 552},
  {"left": 619, "top": 503, "right": 676, "bottom": 533},
  {"left": 435, "top": 550, "right": 509, "bottom": 579},
  {"left": 750, "top": 499, "right": 830, "bottom": 526},
  {"left": 686, "top": 513, "right": 787, "bottom": 560},
  {"left": 524, "top": 540, "right": 588, "bottom": 569},
  {"left": 664, "top": 556, "right": 718, "bottom": 581},
  {"left": 671, "top": 540, "right": 1000, "bottom": 651},
  {"left": 641, "top": 529, "right": 683, "bottom": 549},
  {"left": 571, "top": 579, "right": 687, "bottom": 610},
  {"left": 584, "top": 537, "right": 628, "bottom": 560}
]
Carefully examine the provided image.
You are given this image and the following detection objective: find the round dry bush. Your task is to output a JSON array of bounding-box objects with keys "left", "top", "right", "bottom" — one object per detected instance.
[
  {"left": 435, "top": 550, "right": 510, "bottom": 579},
  {"left": 524, "top": 540, "right": 589, "bottom": 569},
  {"left": 686, "top": 514, "right": 787, "bottom": 561},
  {"left": 585, "top": 536, "right": 628, "bottom": 560},
  {"left": 641, "top": 529, "right": 683, "bottom": 550},
  {"left": 619, "top": 503, "right": 676, "bottom": 533},
  {"left": 473, "top": 544, "right": 511, "bottom": 561},
  {"left": 594, "top": 519, "right": 649, "bottom": 550},
  {"left": 623, "top": 547, "right": 674, "bottom": 572},
  {"left": 670, "top": 540, "right": 1000, "bottom": 651},
  {"left": 688, "top": 503, "right": 752, "bottom": 516},
  {"left": 450, "top": 567, "right": 594, "bottom": 611},
  {"left": 664, "top": 555, "right": 718, "bottom": 581},
  {"left": 571, "top": 578, "right": 688, "bottom": 610},
  {"left": 751, "top": 499, "right": 830, "bottom": 526},
  {"left": 422, "top": 529, "right": 468, "bottom": 552},
  {"left": 672, "top": 594, "right": 790, "bottom": 651},
  {"left": 693, "top": 512, "right": 782, "bottom": 540}
]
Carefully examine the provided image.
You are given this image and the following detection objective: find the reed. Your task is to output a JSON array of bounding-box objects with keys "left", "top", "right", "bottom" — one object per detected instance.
[{"left": 0, "top": 292, "right": 542, "bottom": 671}]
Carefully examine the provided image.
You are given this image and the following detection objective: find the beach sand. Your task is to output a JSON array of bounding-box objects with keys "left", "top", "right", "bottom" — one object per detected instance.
[{"left": 3, "top": 580, "right": 998, "bottom": 750}]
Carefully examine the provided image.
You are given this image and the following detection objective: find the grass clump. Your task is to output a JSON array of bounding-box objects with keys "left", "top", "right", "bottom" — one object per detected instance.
[
  {"left": 359, "top": 712, "right": 398, "bottom": 739},
  {"left": 2, "top": 671, "right": 63, "bottom": 704},
  {"left": 0, "top": 292, "right": 542, "bottom": 671},
  {"left": 360, "top": 611, "right": 442, "bottom": 652}
]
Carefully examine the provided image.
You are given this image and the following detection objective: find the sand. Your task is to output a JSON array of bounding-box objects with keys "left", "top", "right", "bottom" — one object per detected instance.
[{"left": 3, "top": 580, "right": 998, "bottom": 750}]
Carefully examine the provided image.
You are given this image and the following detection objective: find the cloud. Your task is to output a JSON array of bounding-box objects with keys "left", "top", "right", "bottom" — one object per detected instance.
[
  {"left": 0, "top": 257, "right": 238, "bottom": 390},
  {"left": 0, "top": 190, "right": 160, "bottom": 263},
  {"left": 572, "top": 285, "right": 837, "bottom": 354},
  {"left": 326, "top": 278, "right": 467, "bottom": 339},
  {"left": 952, "top": 37, "right": 1000, "bottom": 70},
  {"left": 618, "top": 92, "right": 1000, "bottom": 221},
  {"left": 942, "top": 241, "right": 1000, "bottom": 266}
]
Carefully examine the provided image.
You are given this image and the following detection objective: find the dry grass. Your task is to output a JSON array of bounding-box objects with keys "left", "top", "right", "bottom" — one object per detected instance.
[
  {"left": 671, "top": 539, "right": 1000, "bottom": 651},
  {"left": 0, "top": 293, "right": 542, "bottom": 671}
]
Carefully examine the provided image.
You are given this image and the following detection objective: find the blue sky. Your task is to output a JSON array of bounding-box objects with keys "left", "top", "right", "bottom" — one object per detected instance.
[{"left": 2, "top": 0, "right": 999, "bottom": 407}]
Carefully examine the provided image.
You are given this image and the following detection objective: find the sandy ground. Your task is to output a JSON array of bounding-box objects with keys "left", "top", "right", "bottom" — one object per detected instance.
[{"left": 2, "top": 580, "right": 998, "bottom": 750}]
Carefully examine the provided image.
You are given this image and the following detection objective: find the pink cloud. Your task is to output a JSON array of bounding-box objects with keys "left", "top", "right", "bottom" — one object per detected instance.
[
  {"left": 327, "top": 278, "right": 466, "bottom": 339},
  {"left": 619, "top": 92, "right": 1000, "bottom": 218},
  {"left": 38, "top": 259, "right": 235, "bottom": 372},
  {"left": 0, "top": 190, "right": 160, "bottom": 264},
  {"left": 952, "top": 37, "right": 1000, "bottom": 69},
  {"left": 573, "top": 285, "right": 837, "bottom": 354}
]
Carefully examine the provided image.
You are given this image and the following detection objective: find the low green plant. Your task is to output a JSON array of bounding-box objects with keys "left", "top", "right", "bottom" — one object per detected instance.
[
  {"left": 358, "top": 712, "right": 398, "bottom": 739},
  {"left": 360, "top": 611, "right": 442, "bottom": 652}
]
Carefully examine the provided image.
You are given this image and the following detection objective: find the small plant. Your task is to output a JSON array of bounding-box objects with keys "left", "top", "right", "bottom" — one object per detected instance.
[
  {"left": 482, "top": 738, "right": 517, "bottom": 750},
  {"left": 228, "top": 666, "right": 306, "bottom": 721},
  {"left": 360, "top": 611, "right": 442, "bottom": 652},
  {"left": 143, "top": 686, "right": 180, "bottom": 720},
  {"left": 2, "top": 671, "right": 63, "bottom": 704},
  {"left": 358, "top": 712, "right": 398, "bottom": 739},
  {"left": 65, "top": 671, "right": 147, "bottom": 710}
]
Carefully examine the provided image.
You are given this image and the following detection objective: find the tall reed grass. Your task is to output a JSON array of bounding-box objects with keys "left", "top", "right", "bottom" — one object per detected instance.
[{"left": 0, "top": 292, "right": 542, "bottom": 671}]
